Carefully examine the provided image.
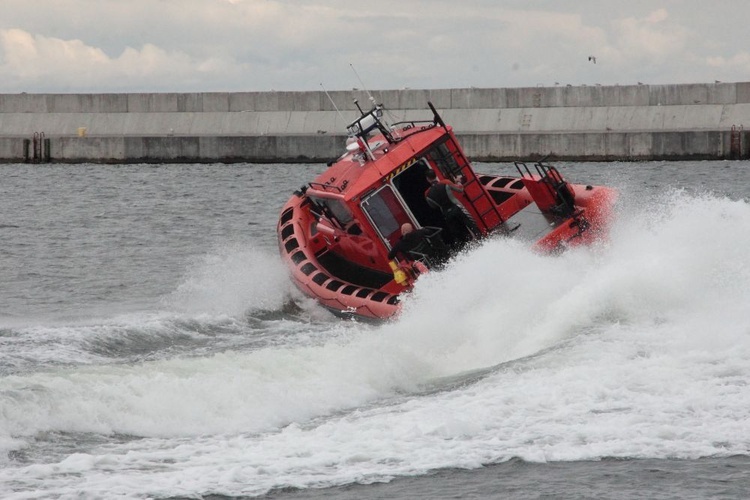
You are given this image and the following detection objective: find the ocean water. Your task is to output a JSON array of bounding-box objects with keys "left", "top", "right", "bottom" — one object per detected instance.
[{"left": 0, "top": 160, "right": 749, "bottom": 499}]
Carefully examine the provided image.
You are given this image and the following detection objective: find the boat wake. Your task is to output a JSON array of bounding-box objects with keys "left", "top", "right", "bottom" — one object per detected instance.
[
  {"left": 164, "top": 242, "right": 291, "bottom": 317},
  {"left": 0, "top": 244, "right": 328, "bottom": 377},
  {"left": 391, "top": 186, "right": 749, "bottom": 360},
  {"left": 2, "top": 188, "right": 750, "bottom": 498}
]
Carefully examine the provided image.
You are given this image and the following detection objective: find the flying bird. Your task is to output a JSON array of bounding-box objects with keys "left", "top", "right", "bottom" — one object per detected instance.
[{"left": 588, "top": 56, "right": 597, "bottom": 64}]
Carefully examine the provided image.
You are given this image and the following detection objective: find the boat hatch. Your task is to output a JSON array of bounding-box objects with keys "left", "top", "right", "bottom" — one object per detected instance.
[
  {"left": 504, "top": 203, "right": 562, "bottom": 242},
  {"left": 390, "top": 158, "right": 445, "bottom": 229},
  {"left": 361, "top": 185, "right": 413, "bottom": 248}
]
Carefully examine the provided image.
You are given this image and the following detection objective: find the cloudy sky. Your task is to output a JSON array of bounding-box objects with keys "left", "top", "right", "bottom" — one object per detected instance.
[{"left": 1, "top": 0, "right": 749, "bottom": 93}]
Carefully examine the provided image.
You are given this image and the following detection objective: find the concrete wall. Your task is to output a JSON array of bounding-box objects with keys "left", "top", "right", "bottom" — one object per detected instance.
[{"left": 2, "top": 82, "right": 749, "bottom": 162}]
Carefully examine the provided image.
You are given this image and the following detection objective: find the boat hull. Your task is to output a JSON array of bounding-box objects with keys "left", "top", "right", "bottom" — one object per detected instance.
[
  {"left": 278, "top": 196, "right": 402, "bottom": 321},
  {"left": 277, "top": 173, "right": 617, "bottom": 321}
]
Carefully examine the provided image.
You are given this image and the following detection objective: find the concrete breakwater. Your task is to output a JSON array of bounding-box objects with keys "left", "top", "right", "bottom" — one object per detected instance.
[{"left": 1, "top": 82, "right": 749, "bottom": 163}]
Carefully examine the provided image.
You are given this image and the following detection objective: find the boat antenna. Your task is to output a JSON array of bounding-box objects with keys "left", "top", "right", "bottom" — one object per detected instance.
[
  {"left": 350, "top": 63, "right": 376, "bottom": 107},
  {"left": 320, "top": 83, "right": 346, "bottom": 126}
]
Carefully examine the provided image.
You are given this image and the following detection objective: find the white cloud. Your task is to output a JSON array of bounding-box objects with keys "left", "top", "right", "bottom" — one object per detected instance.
[
  {"left": 0, "top": 1, "right": 748, "bottom": 92},
  {"left": 645, "top": 8, "right": 670, "bottom": 24},
  {"left": 1, "top": 29, "right": 108, "bottom": 78},
  {"left": 613, "top": 8, "right": 689, "bottom": 61},
  {"left": 707, "top": 52, "right": 750, "bottom": 70},
  {"left": 0, "top": 28, "right": 243, "bottom": 92}
]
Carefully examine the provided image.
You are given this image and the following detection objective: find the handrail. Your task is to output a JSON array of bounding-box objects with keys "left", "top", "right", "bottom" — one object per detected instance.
[
  {"left": 307, "top": 181, "right": 343, "bottom": 193},
  {"left": 427, "top": 101, "right": 447, "bottom": 129}
]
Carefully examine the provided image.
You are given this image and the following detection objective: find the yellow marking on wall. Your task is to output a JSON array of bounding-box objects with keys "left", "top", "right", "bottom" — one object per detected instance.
[{"left": 385, "top": 158, "right": 418, "bottom": 182}]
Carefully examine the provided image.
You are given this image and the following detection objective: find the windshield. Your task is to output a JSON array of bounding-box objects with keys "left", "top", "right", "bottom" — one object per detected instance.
[
  {"left": 361, "top": 185, "right": 411, "bottom": 247},
  {"left": 309, "top": 196, "right": 354, "bottom": 226}
]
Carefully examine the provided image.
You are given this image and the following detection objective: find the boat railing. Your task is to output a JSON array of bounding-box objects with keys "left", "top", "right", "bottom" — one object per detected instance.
[
  {"left": 307, "top": 182, "right": 343, "bottom": 193},
  {"left": 404, "top": 226, "right": 449, "bottom": 269},
  {"left": 428, "top": 102, "right": 447, "bottom": 129},
  {"left": 389, "top": 119, "right": 436, "bottom": 130},
  {"left": 347, "top": 102, "right": 395, "bottom": 144},
  {"left": 515, "top": 161, "right": 576, "bottom": 217},
  {"left": 348, "top": 101, "right": 444, "bottom": 145},
  {"left": 385, "top": 120, "right": 437, "bottom": 142}
]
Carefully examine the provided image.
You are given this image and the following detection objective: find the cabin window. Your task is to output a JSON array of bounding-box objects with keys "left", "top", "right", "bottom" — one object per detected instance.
[
  {"left": 361, "top": 185, "right": 410, "bottom": 247},
  {"left": 309, "top": 196, "right": 354, "bottom": 226}
]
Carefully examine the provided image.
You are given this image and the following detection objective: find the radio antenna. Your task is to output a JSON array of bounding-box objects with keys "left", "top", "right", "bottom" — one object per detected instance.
[
  {"left": 350, "top": 63, "right": 376, "bottom": 106},
  {"left": 320, "top": 83, "right": 346, "bottom": 126}
]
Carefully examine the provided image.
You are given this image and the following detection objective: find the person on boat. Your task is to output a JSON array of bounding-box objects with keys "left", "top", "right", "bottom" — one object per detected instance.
[
  {"left": 387, "top": 223, "right": 432, "bottom": 261},
  {"left": 388, "top": 222, "right": 449, "bottom": 265},
  {"left": 424, "top": 169, "right": 479, "bottom": 247},
  {"left": 387, "top": 223, "right": 441, "bottom": 286}
]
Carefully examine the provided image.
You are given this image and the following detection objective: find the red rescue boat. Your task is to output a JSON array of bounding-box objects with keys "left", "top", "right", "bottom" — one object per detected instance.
[{"left": 277, "top": 100, "right": 617, "bottom": 321}]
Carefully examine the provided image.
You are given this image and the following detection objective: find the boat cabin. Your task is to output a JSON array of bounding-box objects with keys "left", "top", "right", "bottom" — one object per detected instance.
[{"left": 300, "top": 103, "right": 503, "bottom": 286}]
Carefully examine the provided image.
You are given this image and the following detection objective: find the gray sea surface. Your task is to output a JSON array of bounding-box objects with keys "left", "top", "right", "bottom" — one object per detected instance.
[{"left": 1, "top": 161, "right": 749, "bottom": 499}]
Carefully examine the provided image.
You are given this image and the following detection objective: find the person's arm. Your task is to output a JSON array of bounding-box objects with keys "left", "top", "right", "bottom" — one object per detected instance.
[
  {"left": 445, "top": 184, "right": 464, "bottom": 206},
  {"left": 445, "top": 180, "right": 464, "bottom": 193},
  {"left": 415, "top": 228, "right": 431, "bottom": 240},
  {"left": 387, "top": 240, "right": 403, "bottom": 260}
]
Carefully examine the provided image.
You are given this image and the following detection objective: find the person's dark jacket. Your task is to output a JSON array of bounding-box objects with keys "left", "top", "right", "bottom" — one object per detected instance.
[{"left": 388, "top": 228, "right": 431, "bottom": 260}]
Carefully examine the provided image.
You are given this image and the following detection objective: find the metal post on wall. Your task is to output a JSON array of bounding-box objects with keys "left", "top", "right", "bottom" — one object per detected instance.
[
  {"left": 730, "top": 125, "right": 743, "bottom": 160},
  {"left": 23, "top": 138, "right": 31, "bottom": 163},
  {"left": 43, "top": 136, "right": 51, "bottom": 163},
  {"left": 29, "top": 132, "right": 51, "bottom": 163},
  {"left": 32, "top": 132, "right": 41, "bottom": 163}
]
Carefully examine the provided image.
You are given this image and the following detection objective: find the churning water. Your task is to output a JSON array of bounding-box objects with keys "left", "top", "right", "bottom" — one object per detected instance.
[{"left": 1, "top": 161, "right": 749, "bottom": 499}]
